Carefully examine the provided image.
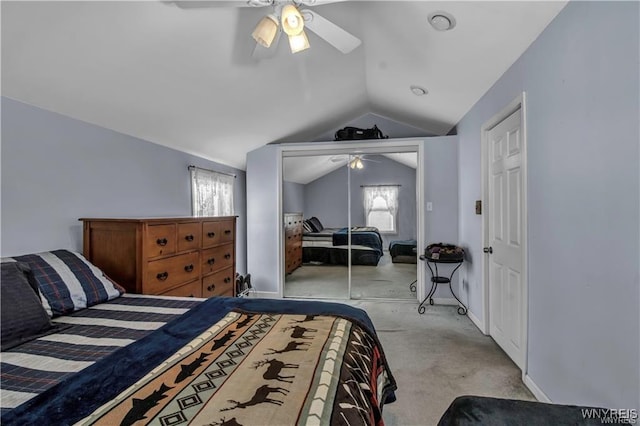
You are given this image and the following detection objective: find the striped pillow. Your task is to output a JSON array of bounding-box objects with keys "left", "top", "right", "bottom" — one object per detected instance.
[
  {"left": 303, "top": 220, "right": 313, "bottom": 233},
  {"left": 2, "top": 250, "right": 124, "bottom": 317}
]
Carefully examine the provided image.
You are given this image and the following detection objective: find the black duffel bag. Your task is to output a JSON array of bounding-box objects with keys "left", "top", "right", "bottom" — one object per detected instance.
[{"left": 334, "top": 125, "right": 388, "bottom": 141}]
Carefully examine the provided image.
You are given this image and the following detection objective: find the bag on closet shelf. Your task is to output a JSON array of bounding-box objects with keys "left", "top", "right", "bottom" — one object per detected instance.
[{"left": 334, "top": 125, "right": 388, "bottom": 141}]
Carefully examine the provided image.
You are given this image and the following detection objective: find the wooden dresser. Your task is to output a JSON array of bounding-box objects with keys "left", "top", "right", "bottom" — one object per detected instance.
[
  {"left": 284, "top": 213, "right": 303, "bottom": 274},
  {"left": 81, "top": 217, "right": 236, "bottom": 298}
]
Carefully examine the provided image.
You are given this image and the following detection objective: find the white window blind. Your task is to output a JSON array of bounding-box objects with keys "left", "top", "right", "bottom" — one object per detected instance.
[
  {"left": 190, "top": 167, "right": 234, "bottom": 217},
  {"left": 363, "top": 185, "right": 398, "bottom": 233}
]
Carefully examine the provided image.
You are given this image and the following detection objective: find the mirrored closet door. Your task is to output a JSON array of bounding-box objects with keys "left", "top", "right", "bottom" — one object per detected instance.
[
  {"left": 282, "top": 150, "right": 418, "bottom": 301},
  {"left": 282, "top": 154, "right": 349, "bottom": 299},
  {"left": 348, "top": 152, "right": 417, "bottom": 300}
]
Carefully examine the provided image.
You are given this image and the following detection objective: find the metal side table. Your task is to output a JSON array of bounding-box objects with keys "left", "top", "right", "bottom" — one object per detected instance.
[{"left": 419, "top": 254, "right": 467, "bottom": 315}]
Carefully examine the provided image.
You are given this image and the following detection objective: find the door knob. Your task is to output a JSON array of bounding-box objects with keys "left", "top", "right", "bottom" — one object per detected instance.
[{"left": 483, "top": 247, "right": 493, "bottom": 254}]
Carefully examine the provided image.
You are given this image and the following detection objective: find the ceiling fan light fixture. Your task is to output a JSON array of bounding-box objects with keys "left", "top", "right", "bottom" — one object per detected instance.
[
  {"left": 252, "top": 14, "right": 279, "bottom": 48},
  {"left": 349, "top": 156, "right": 364, "bottom": 170},
  {"left": 288, "top": 30, "right": 310, "bottom": 53},
  {"left": 281, "top": 4, "right": 305, "bottom": 36}
]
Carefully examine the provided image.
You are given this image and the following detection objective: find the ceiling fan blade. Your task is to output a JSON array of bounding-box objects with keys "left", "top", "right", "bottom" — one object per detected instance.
[
  {"left": 168, "top": 0, "right": 271, "bottom": 9},
  {"left": 301, "top": 9, "right": 361, "bottom": 54},
  {"left": 298, "top": 0, "right": 349, "bottom": 5}
]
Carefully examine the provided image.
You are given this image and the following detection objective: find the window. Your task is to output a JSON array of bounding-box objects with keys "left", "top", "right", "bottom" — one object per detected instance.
[
  {"left": 363, "top": 185, "right": 398, "bottom": 233},
  {"left": 190, "top": 167, "right": 234, "bottom": 216}
]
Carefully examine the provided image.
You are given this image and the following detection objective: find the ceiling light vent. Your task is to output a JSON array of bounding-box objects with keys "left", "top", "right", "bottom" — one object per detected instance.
[{"left": 428, "top": 11, "right": 456, "bottom": 31}]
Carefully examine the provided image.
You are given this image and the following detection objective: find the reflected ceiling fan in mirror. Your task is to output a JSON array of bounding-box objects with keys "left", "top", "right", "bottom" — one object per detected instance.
[
  {"left": 330, "top": 154, "right": 380, "bottom": 170},
  {"left": 173, "top": 0, "right": 361, "bottom": 56}
]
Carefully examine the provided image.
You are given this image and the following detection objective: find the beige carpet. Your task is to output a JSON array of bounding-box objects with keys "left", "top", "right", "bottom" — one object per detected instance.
[
  {"left": 341, "top": 300, "right": 535, "bottom": 426},
  {"left": 284, "top": 252, "right": 417, "bottom": 300}
]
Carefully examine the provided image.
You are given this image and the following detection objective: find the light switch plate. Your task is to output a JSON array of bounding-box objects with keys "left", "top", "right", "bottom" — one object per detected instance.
[{"left": 426, "top": 202, "right": 433, "bottom": 211}]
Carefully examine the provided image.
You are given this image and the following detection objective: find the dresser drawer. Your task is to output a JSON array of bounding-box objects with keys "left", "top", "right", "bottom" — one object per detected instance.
[
  {"left": 202, "top": 220, "right": 235, "bottom": 247},
  {"left": 160, "top": 280, "right": 202, "bottom": 298},
  {"left": 146, "top": 224, "right": 176, "bottom": 258},
  {"left": 177, "top": 222, "right": 201, "bottom": 252},
  {"left": 201, "top": 243, "right": 234, "bottom": 275},
  {"left": 145, "top": 252, "right": 200, "bottom": 294},
  {"left": 202, "top": 267, "right": 234, "bottom": 297}
]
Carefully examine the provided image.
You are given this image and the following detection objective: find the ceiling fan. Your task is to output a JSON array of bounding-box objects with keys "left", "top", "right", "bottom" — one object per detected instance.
[
  {"left": 172, "top": 0, "right": 361, "bottom": 56},
  {"left": 330, "top": 154, "right": 380, "bottom": 170}
]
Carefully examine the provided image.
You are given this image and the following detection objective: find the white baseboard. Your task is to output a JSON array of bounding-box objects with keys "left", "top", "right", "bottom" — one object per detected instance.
[
  {"left": 467, "top": 309, "right": 487, "bottom": 335},
  {"left": 248, "top": 291, "right": 280, "bottom": 299},
  {"left": 524, "top": 374, "right": 551, "bottom": 403}
]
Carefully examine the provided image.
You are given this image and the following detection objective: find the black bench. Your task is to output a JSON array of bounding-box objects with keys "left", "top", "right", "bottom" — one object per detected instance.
[{"left": 389, "top": 239, "right": 417, "bottom": 264}]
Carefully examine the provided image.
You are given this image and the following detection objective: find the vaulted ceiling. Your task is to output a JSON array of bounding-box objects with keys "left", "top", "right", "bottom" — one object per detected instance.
[{"left": 1, "top": 1, "right": 567, "bottom": 170}]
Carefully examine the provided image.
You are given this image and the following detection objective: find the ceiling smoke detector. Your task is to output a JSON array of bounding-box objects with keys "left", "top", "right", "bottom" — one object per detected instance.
[
  {"left": 410, "top": 85, "right": 428, "bottom": 96},
  {"left": 428, "top": 11, "right": 456, "bottom": 31}
]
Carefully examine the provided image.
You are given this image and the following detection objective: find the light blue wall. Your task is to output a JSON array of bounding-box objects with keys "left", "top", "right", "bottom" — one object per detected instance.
[
  {"left": 456, "top": 1, "right": 639, "bottom": 409},
  {"left": 246, "top": 144, "right": 281, "bottom": 293},
  {"left": 1, "top": 97, "right": 247, "bottom": 274},
  {"left": 282, "top": 180, "right": 305, "bottom": 214},
  {"left": 303, "top": 165, "right": 348, "bottom": 228},
  {"left": 422, "top": 136, "right": 459, "bottom": 299},
  {"left": 303, "top": 155, "right": 417, "bottom": 249}
]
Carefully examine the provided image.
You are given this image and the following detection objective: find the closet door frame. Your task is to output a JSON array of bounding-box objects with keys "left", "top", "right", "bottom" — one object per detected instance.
[{"left": 279, "top": 139, "right": 425, "bottom": 302}]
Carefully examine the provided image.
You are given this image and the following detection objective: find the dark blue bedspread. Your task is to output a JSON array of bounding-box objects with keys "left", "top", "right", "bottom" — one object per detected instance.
[
  {"left": 2, "top": 297, "right": 396, "bottom": 425},
  {"left": 333, "top": 227, "right": 383, "bottom": 253}
]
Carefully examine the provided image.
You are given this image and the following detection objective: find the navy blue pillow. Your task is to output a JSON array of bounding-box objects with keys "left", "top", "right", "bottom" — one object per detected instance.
[
  {"left": 1, "top": 262, "right": 54, "bottom": 351},
  {"left": 7, "top": 250, "right": 123, "bottom": 317}
]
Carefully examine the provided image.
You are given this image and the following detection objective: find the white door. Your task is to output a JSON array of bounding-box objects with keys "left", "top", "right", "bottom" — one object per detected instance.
[{"left": 487, "top": 108, "right": 525, "bottom": 369}]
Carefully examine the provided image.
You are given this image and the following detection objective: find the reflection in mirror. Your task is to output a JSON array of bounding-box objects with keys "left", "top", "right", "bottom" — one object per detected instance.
[
  {"left": 348, "top": 153, "right": 417, "bottom": 300},
  {"left": 282, "top": 151, "right": 417, "bottom": 301},
  {"left": 282, "top": 154, "right": 349, "bottom": 299}
]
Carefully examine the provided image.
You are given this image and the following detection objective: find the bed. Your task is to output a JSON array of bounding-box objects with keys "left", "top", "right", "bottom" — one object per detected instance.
[
  {"left": 302, "top": 218, "right": 384, "bottom": 266},
  {"left": 1, "top": 250, "right": 397, "bottom": 425}
]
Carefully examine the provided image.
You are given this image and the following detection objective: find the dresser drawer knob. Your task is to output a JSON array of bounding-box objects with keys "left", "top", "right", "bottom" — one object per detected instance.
[
  {"left": 185, "top": 234, "right": 194, "bottom": 242},
  {"left": 184, "top": 264, "right": 194, "bottom": 273},
  {"left": 207, "top": 258, "right": 215, "bottom": 265},
  {"left": 224, "top": 253, "right": 231, "bottom": 259},
  {"left": 207, "top": 284, "right": 216, "bottom": 292},
  {"left": 224, "top": 230, "right": 231, "bottom": 235},
  {"left": 156, "top": 272, "right": 169, "bottom": 281},
  {"left": 224, "top": 277, "right": 231, "bottom": 283},
  {"left": 156, "top": 238, "right": 168, "bottom": 246},
  {"left": 207, "top": 232, "right": 215, "bottom": 238}
]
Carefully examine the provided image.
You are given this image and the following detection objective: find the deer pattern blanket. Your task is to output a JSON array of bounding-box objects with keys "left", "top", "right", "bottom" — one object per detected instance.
[{"left": 76, "top": 310, "right": 393, "bottom": 426}]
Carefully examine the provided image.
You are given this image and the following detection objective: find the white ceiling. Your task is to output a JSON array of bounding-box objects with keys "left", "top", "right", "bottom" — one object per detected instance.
[
  {"left": 283, "top": 151, "right": 417, "bottom": 184},
  {"left": 1, "top": 1, "right": 567, "bottom": 170}
]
